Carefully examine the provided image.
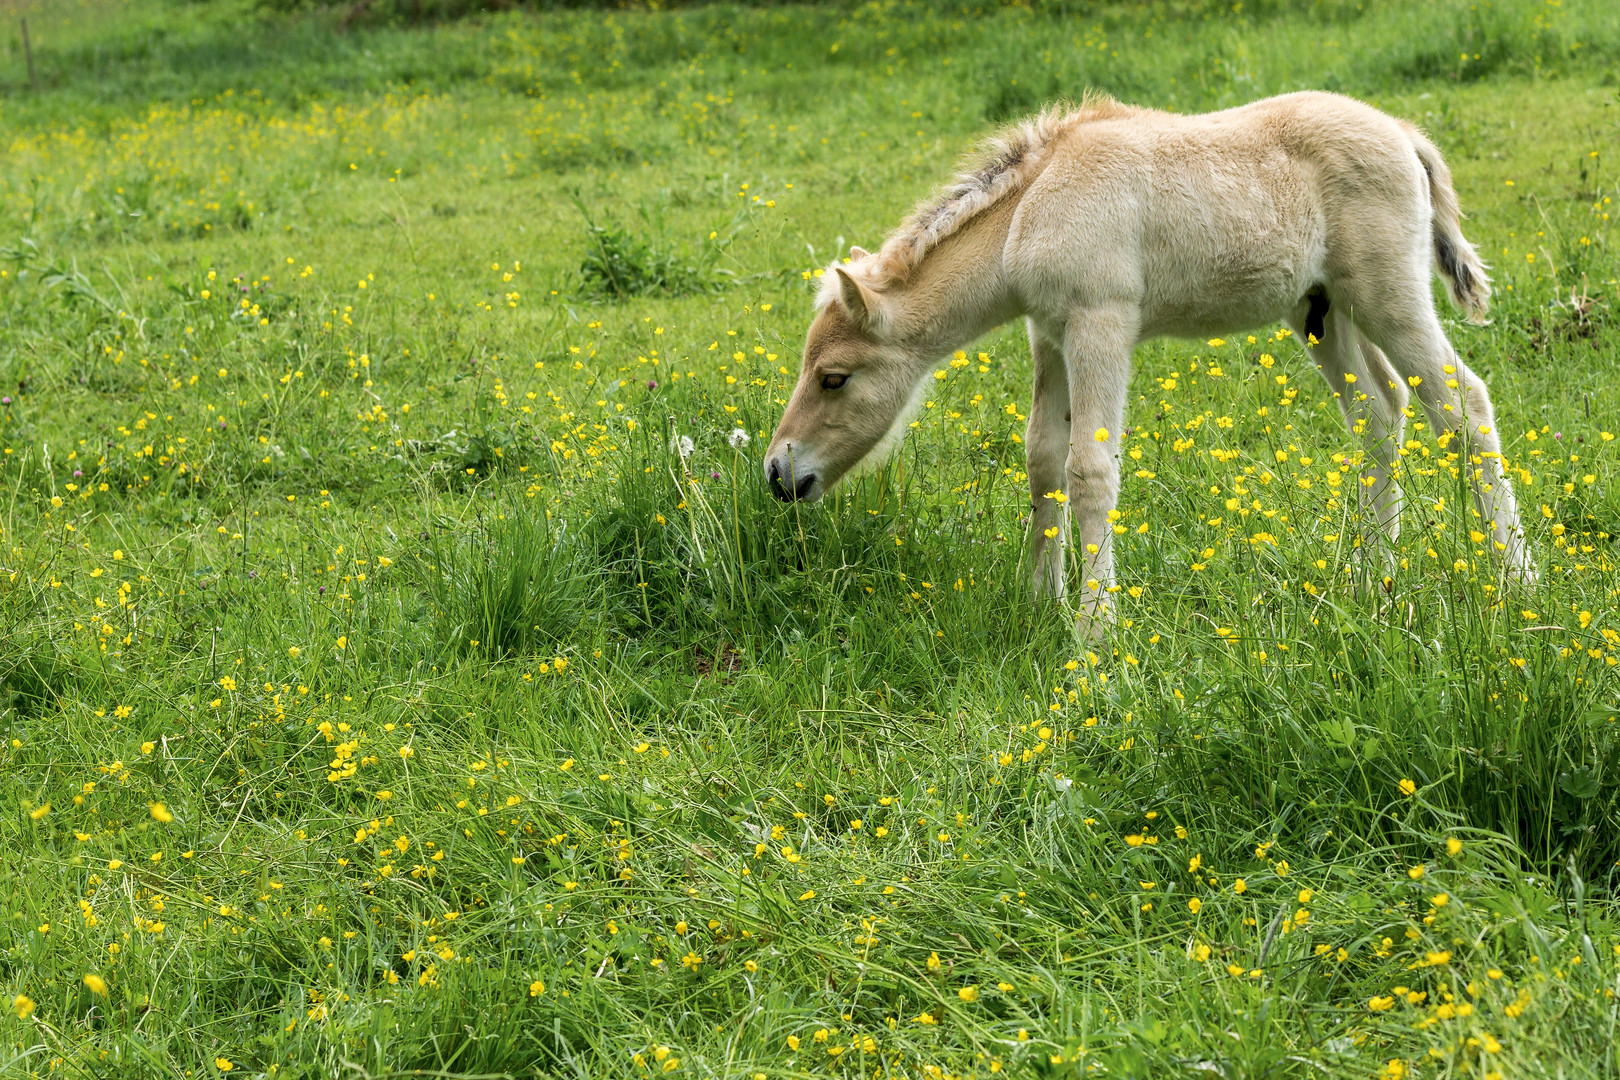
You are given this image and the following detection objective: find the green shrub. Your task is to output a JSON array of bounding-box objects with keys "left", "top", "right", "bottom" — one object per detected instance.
[{"left": 575, "top": 198, "right": 731, "bottom": 300}]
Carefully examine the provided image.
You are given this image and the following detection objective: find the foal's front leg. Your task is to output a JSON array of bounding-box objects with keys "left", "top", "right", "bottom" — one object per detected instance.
[
  {"left": 1026, "top": 322, "right": 1072, "bottom": 599},
  {"left": 1063, "top": 306, "right": 1135, "bottom": 630}
]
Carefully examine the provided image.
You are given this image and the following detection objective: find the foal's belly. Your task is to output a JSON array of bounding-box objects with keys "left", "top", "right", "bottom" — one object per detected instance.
[
  {"left": 1135, "top": 152, "right": 1323, "bottom": 339},
  {"left": 1137, "top": 255, "right": 1313, "bottom": 341}
]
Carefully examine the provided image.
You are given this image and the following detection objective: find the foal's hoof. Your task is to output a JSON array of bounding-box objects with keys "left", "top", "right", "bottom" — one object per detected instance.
[
  {"left": 1030, "top": 572, "right": 1066, "bottom": 604},
  {"left": 1504, "top": 563, "right": 1540, "bottom": 589},
  {"left": 1072, "top": 596, "right": 1118, "bottom": 642},
  {"left": 1346, "top": 547, "right": 1399, "bottom": 597}
]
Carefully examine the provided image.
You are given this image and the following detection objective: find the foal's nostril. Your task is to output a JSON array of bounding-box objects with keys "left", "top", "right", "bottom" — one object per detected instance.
[
  {"left": 767, "top": 458, "right": 814, "bottom": 502},
  {"left": 768, "top": 459, "right": 792, "bottom": 501}
]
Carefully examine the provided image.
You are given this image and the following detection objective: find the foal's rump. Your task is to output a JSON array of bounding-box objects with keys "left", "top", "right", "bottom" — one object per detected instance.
[{"left": 1008, "top": 90, "right": 1448, "bottom": 341}]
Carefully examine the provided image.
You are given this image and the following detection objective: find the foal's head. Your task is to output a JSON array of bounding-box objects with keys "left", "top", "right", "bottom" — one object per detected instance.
[{"left": 764, "top": 258, "right": 925, "bottom": 502}]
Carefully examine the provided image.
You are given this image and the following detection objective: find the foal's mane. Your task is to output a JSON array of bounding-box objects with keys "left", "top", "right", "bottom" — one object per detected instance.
[{"left": 820, "top": 93, "right": 1134, "bottom": 302}]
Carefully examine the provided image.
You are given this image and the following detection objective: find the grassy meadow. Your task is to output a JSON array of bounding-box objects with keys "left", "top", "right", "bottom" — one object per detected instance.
[{"left": 3, "top": 0, "right": 1620, "bottom": 1076}]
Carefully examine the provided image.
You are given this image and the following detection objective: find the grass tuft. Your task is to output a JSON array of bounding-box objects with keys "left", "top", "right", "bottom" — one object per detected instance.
[{"left": 421, "top": 496, "right": 595, "bottom": 658}]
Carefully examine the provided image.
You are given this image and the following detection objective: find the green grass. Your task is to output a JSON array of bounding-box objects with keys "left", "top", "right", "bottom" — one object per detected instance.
[{"left": 2, "top": 0, "right": 1620, "bottom": 1076}]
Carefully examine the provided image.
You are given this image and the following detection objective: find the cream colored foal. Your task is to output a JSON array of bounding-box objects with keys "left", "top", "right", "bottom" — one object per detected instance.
[{"left": 765, "top": 91, "right": 1531, "bottom": 623}]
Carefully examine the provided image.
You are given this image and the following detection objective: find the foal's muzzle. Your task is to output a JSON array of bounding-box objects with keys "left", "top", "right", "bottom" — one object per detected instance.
[{"left": 767, "top": 457, "right": 816, "bottom": 502}]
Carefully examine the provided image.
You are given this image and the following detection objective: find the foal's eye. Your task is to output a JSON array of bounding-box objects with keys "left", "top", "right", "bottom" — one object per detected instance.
[{"left": 820, "top": 373, "right": 848, "bottom": 391}]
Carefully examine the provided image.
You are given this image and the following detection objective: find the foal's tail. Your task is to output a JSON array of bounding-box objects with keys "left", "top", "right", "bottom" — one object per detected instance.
[{"left": 1403, "top": 124, "right": 1492, "bottom": 324}]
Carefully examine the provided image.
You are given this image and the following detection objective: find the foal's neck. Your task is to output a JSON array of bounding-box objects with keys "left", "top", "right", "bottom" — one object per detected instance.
[{"left": 888, "top": 197, "right": 1021, "bottom": 363}]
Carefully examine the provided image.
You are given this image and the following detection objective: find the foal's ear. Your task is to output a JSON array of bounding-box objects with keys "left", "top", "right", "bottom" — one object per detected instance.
[
  {"left": 848, "top": 245, "right": 869, "bottom": 260},
  {"left": 834, "top": 266, "right": 886, "bottom": 336}
]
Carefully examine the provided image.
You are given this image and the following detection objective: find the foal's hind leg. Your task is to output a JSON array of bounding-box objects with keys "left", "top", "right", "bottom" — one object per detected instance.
[
  {"left": 1299, "top": 304, "right": 1408, "bottom": 576},
  {"left": 1025, "top": 321, "right": 1071, "bottom": 600},
  {"left": 1352, "top": 295, "right": 1534, "bottom": 581}
]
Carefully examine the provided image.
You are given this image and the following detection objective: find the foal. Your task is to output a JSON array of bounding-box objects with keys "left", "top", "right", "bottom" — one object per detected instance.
[{"left": 765, "top": 91, "right": 1532, "bottom": 622}]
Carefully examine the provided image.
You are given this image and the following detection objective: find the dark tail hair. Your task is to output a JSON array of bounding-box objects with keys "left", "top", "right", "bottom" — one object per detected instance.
[{"left": 1404, "top": 123, "right": 1491, "bottom": 323}]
